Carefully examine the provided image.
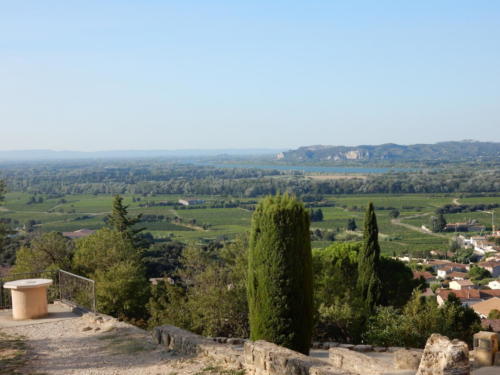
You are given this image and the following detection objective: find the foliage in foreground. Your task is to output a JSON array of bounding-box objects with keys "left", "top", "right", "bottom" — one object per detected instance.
[
  {"left": 312, "top": 241, "right": 422, "bottom": 343},
  {"left": 365, "top": 292, "right": 481, "bottom": 348},
  {"left": 148, "top": 237, "right": 249, "bottom": 338},
  {"left": 13, "top": 231, "right": 74, "bottom": 274},
  {"left": 73, "top": 228, "right": 150, "bottom": 321}
]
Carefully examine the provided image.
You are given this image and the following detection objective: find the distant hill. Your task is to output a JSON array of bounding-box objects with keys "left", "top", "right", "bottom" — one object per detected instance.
[
  {"left": 277, "top": 141, "right": 500, "bottom": 163},
  {"left": 0, "top": 148, "right": 283, "bottom": 161}
]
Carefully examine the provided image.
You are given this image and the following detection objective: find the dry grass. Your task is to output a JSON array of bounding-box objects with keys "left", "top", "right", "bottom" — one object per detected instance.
[{"left": 0, "top": 330, "right": 45, "bottom": 375}]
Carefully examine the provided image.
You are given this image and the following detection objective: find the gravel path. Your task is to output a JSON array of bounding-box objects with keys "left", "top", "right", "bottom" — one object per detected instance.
[{"left": 2, "top": 313, "right": 216, "bottom": 375}]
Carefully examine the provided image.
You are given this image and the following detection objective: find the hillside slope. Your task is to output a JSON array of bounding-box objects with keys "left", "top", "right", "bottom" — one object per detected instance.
[{"left": 278, "top": 141, "right": 500, "bottom": 162}]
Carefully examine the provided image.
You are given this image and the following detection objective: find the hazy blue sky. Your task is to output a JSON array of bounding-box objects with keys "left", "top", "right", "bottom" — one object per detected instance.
[{"left": 1, "top": 1, "right": 499, "bottom": 151}]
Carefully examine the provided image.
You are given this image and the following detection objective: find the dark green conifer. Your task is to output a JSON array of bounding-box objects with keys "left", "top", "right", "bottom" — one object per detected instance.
[
  {"left": 357, "top": 202, "right": 382, "bottom": 312},
  {"left": 247, "top": 194, "right": 313, "bottom": 354},
  {"left": 107, "top": 195, "right": 144, "bottom": 243}
]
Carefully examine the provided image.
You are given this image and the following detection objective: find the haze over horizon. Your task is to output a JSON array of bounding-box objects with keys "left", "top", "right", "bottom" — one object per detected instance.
[{"left": 1, "top": 1, "right": 499, "bottom": 151}]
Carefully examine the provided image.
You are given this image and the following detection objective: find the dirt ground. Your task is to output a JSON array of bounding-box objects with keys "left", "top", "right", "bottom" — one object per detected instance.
[{"left": 0, "top": 306, "right": 228, "bottom": 375}]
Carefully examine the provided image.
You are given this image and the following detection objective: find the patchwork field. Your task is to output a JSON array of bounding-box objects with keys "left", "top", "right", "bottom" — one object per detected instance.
[{"left": 0, "top": 192, "right": 498, "bottom": 254}]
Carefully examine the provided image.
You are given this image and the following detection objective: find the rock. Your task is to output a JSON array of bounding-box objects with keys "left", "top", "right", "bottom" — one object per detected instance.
[
  {"left": 152, "top": 327, "right": 162, "bottom": 344},
  {"left": 81, "top": 326, "right": 92, "bottom": 332},
  {"left": 387, "top": 346, "right": 406, "bottom": 353},
  {"left": 329, "top": 347, "right": 393, "bottom": 375},
  {"left": 101, "top": 322, "right": 116, "bottom": 332},
  {"left": 373, "top": 346, "right": 387, "bottom": 352},
  {"left": 94, "top": 327, "right": 101, "bottom": 332},
  {"left": 338, "top": 344, "right": 355, "bottom": 350},
  {"left": 416, "top": 334, "right": 470, "bottom": 375},
  {"left": 227, "top": 338, "right": 244, "bottom": 345},
  {"left": 312, "top": 341, "right": 322, "bottom": 349},
  {"left": 353, "top": 344, "right": 372, "bottom": 352},
  {"left": 324, "top": 342, "right": 339, "bottom": 349},
  {"left": 394, "top": 348, "right": 423, "bottom": 370}
]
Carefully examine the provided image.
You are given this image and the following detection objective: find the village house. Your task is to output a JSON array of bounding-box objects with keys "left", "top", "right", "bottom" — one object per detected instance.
[
  {"left": 449, "top": 280, "right": 475, "bottom": 291},
  {"left": 436, "top": 263, "right": 468, "bottom": 279},
  {"left": 458, "top": 235, "right": 499, "bottom": 256},
  {"left": 488, "top": 280, "right": 500, "bottom": 290},
  {"left": 478, "top": 260, "right": 500, "bottom": 277},
  {"left": 436, "top": 289, "right": 481, "bottom": 307},
  {"left": 471, "top": 297, "right": 500, "bottom": 319},
  {"left": 448, "top": 271, "right": 468, "bottom": 280},
  {"left": 479, "top": 289, "right": 500, "bottom": 299},
  {"left": 412, "top": 270, "right": 435, "bottom": 283},
  {"left": 426, "top": 259, "right": 452, "bottom": 271}
]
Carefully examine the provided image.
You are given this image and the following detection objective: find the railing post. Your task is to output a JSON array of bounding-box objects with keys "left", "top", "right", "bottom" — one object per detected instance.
[
  {"left": 0, "top": 280, "right": 4, "bottom": 309},
  {"left": 92, "top": 280, "right": 96, "bottom": 313},
  {"left": 58, "top": 269, "right": 62, "bottom": 302}
]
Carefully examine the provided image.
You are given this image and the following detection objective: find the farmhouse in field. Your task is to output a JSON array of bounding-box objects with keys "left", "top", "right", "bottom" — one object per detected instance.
[
  {"left": 445, "top": 221, "right": 485, "bottom": 233},
  {"left": 178, "top": 198, "right": 205, "bottom": 206},
  {"left": 62, "top": 228, "right": 95, "bottom": 239}
]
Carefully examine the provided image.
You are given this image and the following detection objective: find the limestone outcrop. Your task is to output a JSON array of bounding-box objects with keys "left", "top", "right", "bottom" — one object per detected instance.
[
  {"left": 394, "top": 349, "right": 423, "bottom": 370},
  {"left": 416, "top": 334, "right": 470, "bottom": 375},
  {"left": 328, "top": 347, "right": 392, "bottom": 375}
]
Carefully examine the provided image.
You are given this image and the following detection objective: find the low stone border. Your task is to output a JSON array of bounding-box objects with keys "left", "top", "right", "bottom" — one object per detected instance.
[{"left": 152, "top": 326, "right": 354, "bottom": 375}]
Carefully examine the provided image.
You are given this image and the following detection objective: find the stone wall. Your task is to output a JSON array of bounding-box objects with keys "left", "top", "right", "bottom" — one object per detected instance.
[
  {"left": 152, "top": 326, "right": 473, "bottom": 375},
  {"left": 328, "top": 347, "right": 392, "bottom": 375},
  {"left": 152, "top": 326, "right": 353, "bottom": 375},
  {"left": 244, "top": 340, "right": 352, "bottom": 375}
]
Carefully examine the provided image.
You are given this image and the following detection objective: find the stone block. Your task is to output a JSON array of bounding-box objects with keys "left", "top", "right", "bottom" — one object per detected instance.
[
  {"left": 352, "top": 344, "right": 372, "bottom": 352},
  {"left": 394, "top": 349, "right": 423, "bottom": 370},
  {"left": 152, "top": 327, "right": 162, "bottom": 344},
  {"left": 227, "top": 338, "right": 245, "bottom": 345},
  {"left": 338, "top": 344, "right": 354, "bottom": 350},
  {"left": 416, "top": 334, "right": 469, "bottom": 375},
  {"left": 329, "top": 347, "right": 392, "bottom": 375}
]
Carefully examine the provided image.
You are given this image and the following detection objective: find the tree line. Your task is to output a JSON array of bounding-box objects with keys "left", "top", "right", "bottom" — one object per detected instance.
[{"left": 1, "top": 162, "right": 498, "bottom": 197}]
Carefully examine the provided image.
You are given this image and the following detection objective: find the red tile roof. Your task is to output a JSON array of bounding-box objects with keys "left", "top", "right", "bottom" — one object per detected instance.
[
  {"left": 479, "top": 289, "right": 500, "bottom": 299},
  {"left": 437, "top": 289, "right": 480, "bottom": 301},
  {"left": 413, "top": 271, "right": 434, "bottom": 280}
]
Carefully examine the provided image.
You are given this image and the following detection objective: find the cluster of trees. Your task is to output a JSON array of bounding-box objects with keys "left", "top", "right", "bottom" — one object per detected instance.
[
  {"left": 12, "top": 195, "right": 151, "bottom": 324},
  {"left": 365, "top": 293, "right": 480, "bottom": 347},
  {"left": 436, "top": 203, "right": 499, "bottom": 215},
  {"left": 309, "top": 208, "right": 324, "bottom": 222},
  {"left": 0, "top": 181, "right": 19, "bottom": 265},
  {"left": 2, "top": 161, "right": 499, "bottom": 197},
  {"left": 346, "top": 218, "right": 357, "bottom": 231},
  {"left": 430, "top": 214, "right": 447, "bottom": 232}
]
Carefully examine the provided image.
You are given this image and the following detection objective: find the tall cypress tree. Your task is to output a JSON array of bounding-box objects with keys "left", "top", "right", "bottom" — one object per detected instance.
[
  {"left": 357, "top": 202, "right": 382, "bottom": 312},
  {"left": 107, "top": 195, "right": 144, "bottom": 243},
  {"left": 247, "top": 194, "right": 313, "bottom": 354}
]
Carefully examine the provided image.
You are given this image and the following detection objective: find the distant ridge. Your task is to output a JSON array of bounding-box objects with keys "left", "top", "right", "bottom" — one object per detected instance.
[
  {"left": 0, "top": 148, "right": 283, "bottom": 161},
  {"left": 277, "top": 141, "right": 500, "bottom": 162}
]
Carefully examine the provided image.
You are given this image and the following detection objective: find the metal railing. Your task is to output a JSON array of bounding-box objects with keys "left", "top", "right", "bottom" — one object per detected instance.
[
  {"left": 58, "top": 270, "right": 96, "bottom": 312},
  {"left": 0, "top": 269, "right": 96, "bottom": 313}
]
